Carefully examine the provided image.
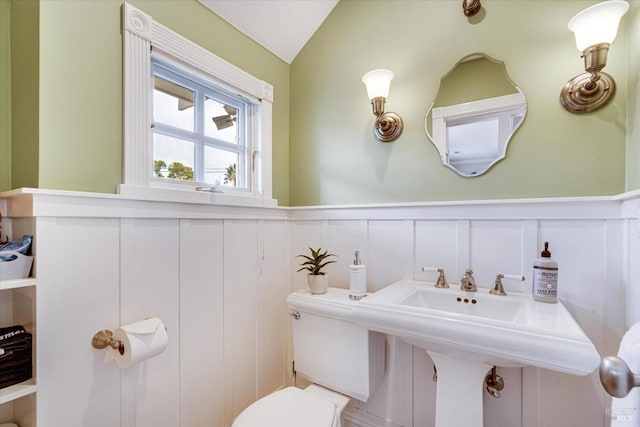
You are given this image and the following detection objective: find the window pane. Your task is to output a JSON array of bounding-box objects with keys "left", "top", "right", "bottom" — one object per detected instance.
[
  {"left": 153, "top": 134, "right": 195, "bottom": 182},
  {"left": 204, "top": 145, "right": 241, "bottom": 187},
  {"left": 154, "top": 76, "right": 194, "bottom": 131},
  {"left": 205, "top": 96, "right": 239, "bottom": 144}
]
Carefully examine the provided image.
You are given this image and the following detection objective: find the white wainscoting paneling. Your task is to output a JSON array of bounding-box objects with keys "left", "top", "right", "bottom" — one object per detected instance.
[
  {"left": 179, "top": 219, "right": 225, "bottom": 426},
  {"left": 470, "top": 220, "right": 524, "bottom": 287},
  {"left": 3, "top": 189, "right": 640, "bottom": 427},
  {"left": 258, "top": 220, "right": 290, "bottom": 397},
  {"left": 539, "top": 220, "right": 608, "bottom": 350},
  {"left": 482, "top": 367, "right": 523, "bottom": 427},
  {"left": 414, "top": 220, "right": 458, "bottom": 283},
  {"left": 603, "top": 220, "right": 626, "bottom": 364},
  {"left": 623, "top": 194, "right": 640, "bottom": 326},
  {"left": 289, "top": 202, "right": 629, "bottom": 427},
  {"left": 36, "top": 217, "right": 121, "bottom": 427},
  {"left": 120, "top": 218, "right": 181, "bottom": 427},
  {"left": 326, "top": 220, "right": 368, "bottom": 289},
  {"left": 223, "top": 220, "right": 259, "bottom": 425},
  {"left": 367, "top": 221, "right": 408, "bottom": 291},
  {"left": 358, "top": 336, "right": 414, "bottom": 427}
]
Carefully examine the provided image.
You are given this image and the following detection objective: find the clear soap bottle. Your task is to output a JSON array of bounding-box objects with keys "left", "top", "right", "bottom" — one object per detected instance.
[
  {"left": 349, "top": 251, "right": 367, "bottom": 300},
  {"left": 532, "top": 242, "right": 558, "bottom": 303}
]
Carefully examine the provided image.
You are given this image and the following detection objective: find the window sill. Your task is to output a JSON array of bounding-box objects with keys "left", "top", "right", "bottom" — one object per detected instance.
[{"left": 117, "top": 184, "right": 278, "bottom": 208}]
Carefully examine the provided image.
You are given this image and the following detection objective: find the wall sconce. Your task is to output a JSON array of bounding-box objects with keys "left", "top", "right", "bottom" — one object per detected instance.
[
  {"left": 560, "top": 0, "right": 629, "bottom": 114},
  {"left": 362, "top": 69, "right": 403, "bottom": 142}
]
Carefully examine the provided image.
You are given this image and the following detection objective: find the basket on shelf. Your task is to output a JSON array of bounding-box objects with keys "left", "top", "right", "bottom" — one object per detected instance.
[{"left": 0, "top": 251, "right": 34, "bottom": 281}]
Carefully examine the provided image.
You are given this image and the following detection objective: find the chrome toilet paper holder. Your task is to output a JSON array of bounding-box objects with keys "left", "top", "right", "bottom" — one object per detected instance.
[{"left": 91, "top": 330, "right": 124, "bottom": 355}]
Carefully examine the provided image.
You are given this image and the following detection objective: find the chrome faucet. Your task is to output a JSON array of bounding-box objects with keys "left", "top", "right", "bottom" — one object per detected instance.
[{"left": 460, "top": 269, "right": 477, "bottom": 292}]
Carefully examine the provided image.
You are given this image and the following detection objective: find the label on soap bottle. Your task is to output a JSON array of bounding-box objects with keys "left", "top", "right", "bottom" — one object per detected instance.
[{"left": 532, "top": 266, "right": 558, "bottom": 301}]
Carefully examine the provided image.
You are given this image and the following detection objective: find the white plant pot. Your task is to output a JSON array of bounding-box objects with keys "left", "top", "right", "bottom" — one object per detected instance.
[{"left": 307, "top": 274, "right": 328, "bottom": 294}]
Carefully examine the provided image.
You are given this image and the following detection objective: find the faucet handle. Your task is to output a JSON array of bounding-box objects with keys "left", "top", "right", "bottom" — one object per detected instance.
[
  {"left": 490, "top": 274, "right": 508, "bottom": 296},
  {"left": 489, "top": 274, "right": 525, "bottom": 296},
  {"left": 421, "top": 266, "right": 449, "bottom": 288}
]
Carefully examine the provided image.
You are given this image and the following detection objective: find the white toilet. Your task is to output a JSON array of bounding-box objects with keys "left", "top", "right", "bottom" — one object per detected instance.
[{"left": 232, "top": 287, "right": 385, "bottom": 427}]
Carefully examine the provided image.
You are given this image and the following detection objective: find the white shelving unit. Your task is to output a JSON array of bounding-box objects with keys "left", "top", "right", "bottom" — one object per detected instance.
[{"left": 0, "top": 208, "right": 37, "bottom": 426}]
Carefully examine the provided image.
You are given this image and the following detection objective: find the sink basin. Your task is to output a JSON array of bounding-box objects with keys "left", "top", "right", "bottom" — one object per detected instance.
[
  {"left": 353, "top": 279, "right": 600, "bottom": 374},
  {"left": 400, "top": 287, "right": 521, "bottom": 322},
  {"left": 353, "top": 279, "right": 600, "bottom": 427}
]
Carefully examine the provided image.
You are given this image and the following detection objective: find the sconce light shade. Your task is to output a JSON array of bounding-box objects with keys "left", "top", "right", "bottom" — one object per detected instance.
[
  {"left": 560, "top": 0, "right": 629, "bottom": 114},
  {"left": 362, "top": 69, "right": 394, "bottom": 99},
  {"left": 569, "top": 0, "right": 628, "bottom": 51},
  {"left": 362, "top": 69, "right": 403, "bottom": 142}
]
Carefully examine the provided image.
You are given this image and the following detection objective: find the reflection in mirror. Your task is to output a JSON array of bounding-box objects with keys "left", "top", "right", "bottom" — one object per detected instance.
[{"left": 425, "top": 54, "right": 527, "bottom": 177}]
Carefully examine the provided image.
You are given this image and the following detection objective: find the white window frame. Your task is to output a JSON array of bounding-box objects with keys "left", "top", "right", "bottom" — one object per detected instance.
[
  {"left": 151, "top": 56, "right": 250, "bottom": 189},
  {"left": 119, "top": 2, "right": 275, "bottom": 207}
]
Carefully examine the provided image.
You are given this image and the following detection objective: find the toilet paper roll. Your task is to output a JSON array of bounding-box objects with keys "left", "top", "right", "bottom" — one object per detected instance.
[{"left": 104, "top": 317, "right": 168, "bottom": 370}]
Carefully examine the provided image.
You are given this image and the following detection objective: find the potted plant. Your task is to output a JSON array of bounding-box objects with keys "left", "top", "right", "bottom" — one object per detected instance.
[{"left": 296, "top": 247, "right": 337, "bottom": 294}]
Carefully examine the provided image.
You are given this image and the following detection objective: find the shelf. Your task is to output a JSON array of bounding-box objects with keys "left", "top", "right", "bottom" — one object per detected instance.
[
  {"left": 0, "top": 278, "right": 36, "bottom": 291},
  {"left": 0, "top": 277, "right": 37, "bottom": 407},
  {"left": 0, "top": 379, "right": 37, "bottom": 405}
]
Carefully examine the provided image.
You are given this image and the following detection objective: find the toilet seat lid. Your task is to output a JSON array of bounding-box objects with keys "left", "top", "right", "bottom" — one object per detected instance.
[{"left": 233, "top": 387, "right": 336, "bottom": 427}]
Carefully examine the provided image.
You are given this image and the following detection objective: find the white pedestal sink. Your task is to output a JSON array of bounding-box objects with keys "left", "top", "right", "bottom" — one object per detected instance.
[{"left": 352, "top": 280, "right": 600, "bottom": 427}]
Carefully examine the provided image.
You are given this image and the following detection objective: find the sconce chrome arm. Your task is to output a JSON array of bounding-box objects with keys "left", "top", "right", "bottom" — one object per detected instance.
[
  {"left": 560, "top": 43, "right": 615, "bottom": 114},
  {"left": 462, "top": 0, "right": 481, "bottom": 17},
  {"left": 370, "top": 97, "right": 403, "bottom": 143},
  {"left": 371, "top": 97, "right": 385, "bottom": 117},
  {"left": 582, "top": 43, "right": 610, "bottom": 77}
]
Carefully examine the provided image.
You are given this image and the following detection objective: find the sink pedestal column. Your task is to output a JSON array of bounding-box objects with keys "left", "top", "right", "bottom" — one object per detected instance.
[{"left": 428, "top": 351, "right": 492, "bottom": 427}]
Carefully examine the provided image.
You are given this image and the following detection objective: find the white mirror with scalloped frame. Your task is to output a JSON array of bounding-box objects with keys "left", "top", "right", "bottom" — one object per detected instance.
[{"left": 425, "top": 53, "right": 527, "bottom": 177}]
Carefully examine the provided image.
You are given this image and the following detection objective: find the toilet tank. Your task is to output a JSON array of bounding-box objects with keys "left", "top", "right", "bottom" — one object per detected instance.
[{"left": 286, "top": 288, "right": 384, "bottom": 402}]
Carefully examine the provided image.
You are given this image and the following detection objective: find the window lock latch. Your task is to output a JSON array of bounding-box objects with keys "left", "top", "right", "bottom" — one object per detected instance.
[
  {"left": 252, "top": 150, "right": 260, "bottom": 172},
  {"left": 195, "top": 184, "right": 223, "bottom": 193}
]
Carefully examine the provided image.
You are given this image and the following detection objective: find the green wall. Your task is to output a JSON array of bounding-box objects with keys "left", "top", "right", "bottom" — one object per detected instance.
[
  {"left": 0, "top": 0, "right": 10, "bottom": 191},
  {"left": 38, "top": 0, "right": 120, "bottom": 194},
  {"left": 289, "top": 0, "right": 630, "bottom": 206},
  {"left": 433, "top": 56, "right": 518, "bottom": 108},
  {"left": 8, "top": 0, "right": 39, "bottom": 190},
  {"left": 3, "top": 0, "right": 638, "bottom": 206},
  {"left": 8, "top": 0, "right": 290, "bottom": 204},
  {"left": 626, "top": 2, "right": 640, "bottom": 191}
]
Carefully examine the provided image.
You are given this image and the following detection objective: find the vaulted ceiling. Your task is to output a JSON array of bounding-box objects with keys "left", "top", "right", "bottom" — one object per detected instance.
[{"left": 199, "top": 0, "right": 339, "bottom": 64}]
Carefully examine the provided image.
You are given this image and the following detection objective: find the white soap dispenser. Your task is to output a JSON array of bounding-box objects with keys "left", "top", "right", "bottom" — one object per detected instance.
[
  {"left": 349, "top": 251, "right": 367, "bottom": 300},
  {"left": 532, "top": 241, "right": 558, "bottom": 303}
]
